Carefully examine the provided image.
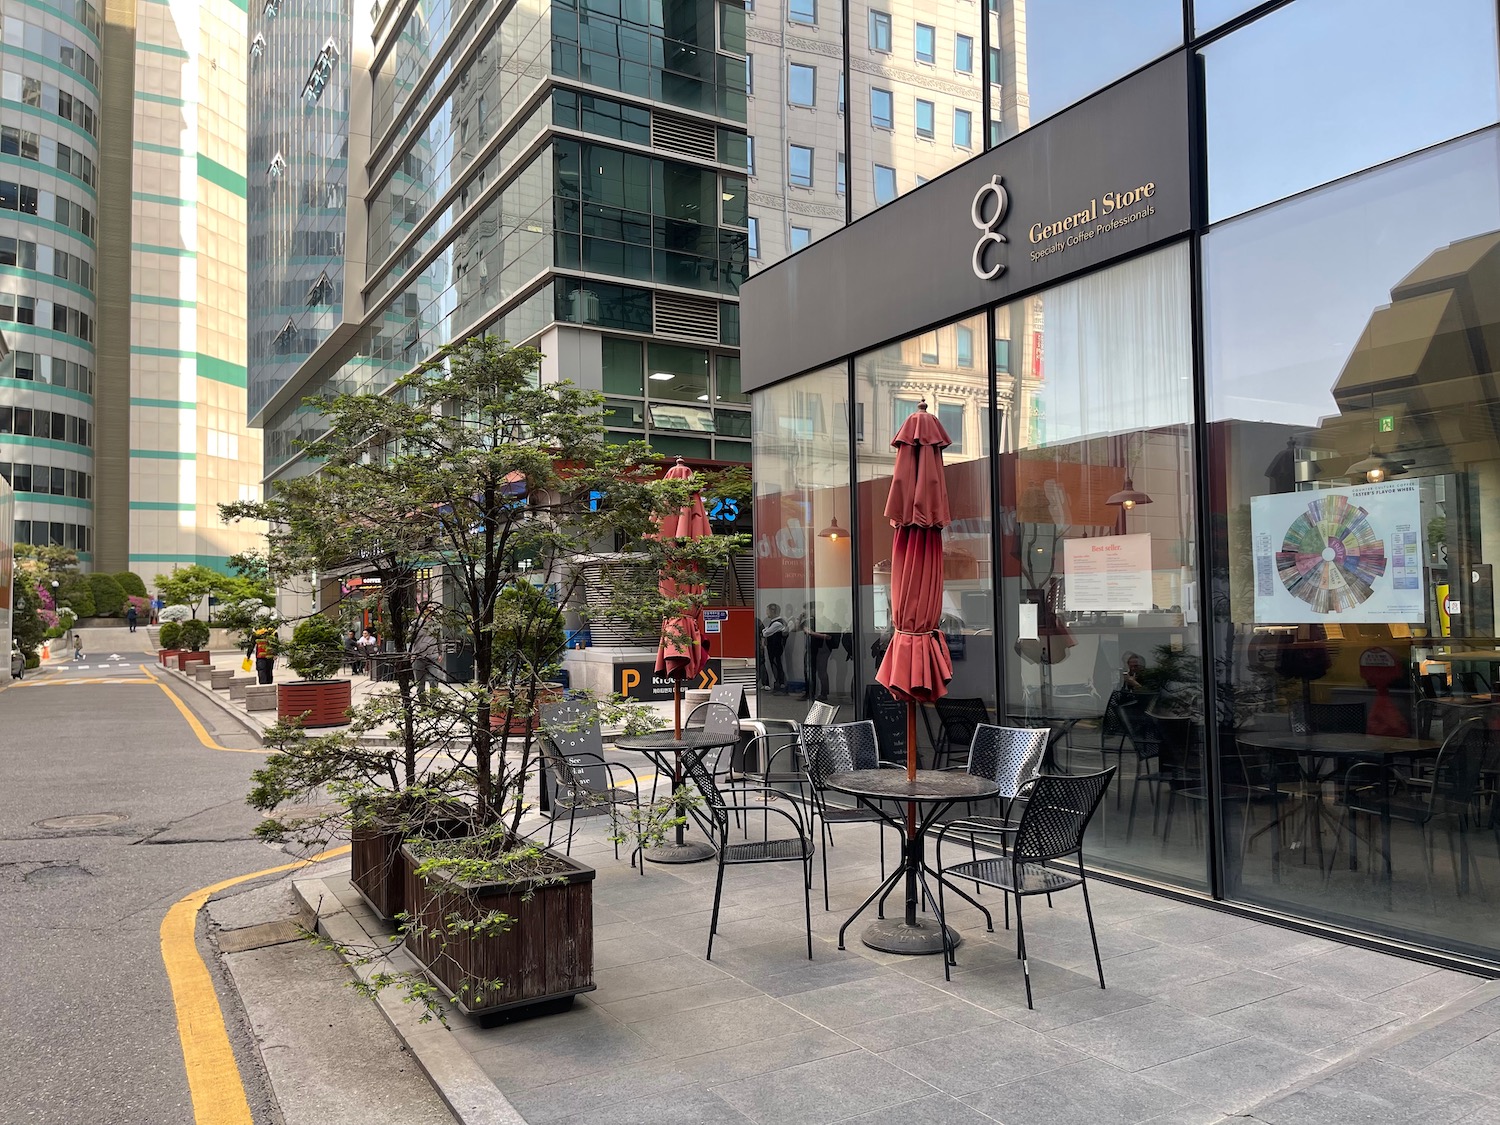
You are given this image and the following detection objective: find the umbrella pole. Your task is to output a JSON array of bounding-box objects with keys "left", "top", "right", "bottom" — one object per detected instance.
[{"left": 674, "top": 680, "right": 682, "bottom": 740}]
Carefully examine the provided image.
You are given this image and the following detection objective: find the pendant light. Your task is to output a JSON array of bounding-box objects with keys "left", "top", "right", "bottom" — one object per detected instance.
[
  {"left": 817, "top": 515, "right": 847, "bottom": 541},
  {"left": 1105, "top": 477, "right": 1153, "bottom": 510},
  {"left": 1345, "top": 444, "right": 1407, "bottom": 484}
]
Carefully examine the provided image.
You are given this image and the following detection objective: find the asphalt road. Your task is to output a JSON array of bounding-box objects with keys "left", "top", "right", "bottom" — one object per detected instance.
[{"left": 0, "top": 642, "right": 284, "bottom": 1125}]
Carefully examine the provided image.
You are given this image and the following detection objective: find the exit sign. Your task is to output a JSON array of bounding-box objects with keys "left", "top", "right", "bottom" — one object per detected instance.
[{"left": 1378, "top": 415, "right": 1395, "bottom": 433}]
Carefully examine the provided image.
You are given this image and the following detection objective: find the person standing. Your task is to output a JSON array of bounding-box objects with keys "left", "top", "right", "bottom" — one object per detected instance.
[
  {"left": 761, "top": 604, "right": 788, "bottom": 694},
  {"left": 411, "top": 621, "right": 442, "bottom": 698},
  {"left": 801, "top": 601, "right": 832, "bottom": 701},
  {"left": 126, "top": 605, "right": 139, "bottom": 633},
  {"left": 254, "top": 627, "right": 276, "bottom": 685},
  {"left": 345, "top": 629, "right": 361, "bottom": 674}
]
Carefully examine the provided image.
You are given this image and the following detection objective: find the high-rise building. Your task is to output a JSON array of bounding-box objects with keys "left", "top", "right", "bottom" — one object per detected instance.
[
  {"left": 0, "top": 0, "right": 260, "bottom": 585},
  {"left": 247, "top": 0, "right": 755, "bottom": 488}
]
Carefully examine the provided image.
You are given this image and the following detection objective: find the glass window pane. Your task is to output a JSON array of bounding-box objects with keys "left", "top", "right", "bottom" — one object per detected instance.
[
  {"left": 873, "top": 164, "right": 896, "bottom": 204},
  {"left": 790, "top": 225, "right": 812, "bottom": 250},
  {"left": 955, "top": 33, "right": 973, "bottom": 74},
  {"left": 1205, "top": 130, "right": 1500, "bottom": 959},
  {"left": 748, "top": 215, "right": 760, "bottom": 259},
  {"left": 788, "top": 0, "right": 815, "bottom": 25},
  {"left": 870, "top": 9, "right": 891, "bottom": 52},
  {"left": 646, "top": 342, "right": 710, "bottom": 402},
  {"left": 915, "top": 99, "right": 935, "bottom": 139},
  {"left": 716, "top": 355, "right": 747, "bottom": 403},
  {"left": 602, "top": 337, "right": 644, "bottom": 395},
  {"left": 789, "top": 62, "right": 816, "bottom": 107},
  {"left": 755, "top": 362, "right": 853, "bottom": 720},
  {"left": 954, "top": 109, "right": 972, "bottom": 149},
  {"left": 1203, "top": 0, "right": 1500, "bottom": 222},
  {"left": 914, "top": 23, "right": 935, "bottom": 65},
  {"left": 788, "top": 144, "right": 813, "bottom": 187},
  {"left": 871, "top": 87, "right": 893, "bottom": 129}
]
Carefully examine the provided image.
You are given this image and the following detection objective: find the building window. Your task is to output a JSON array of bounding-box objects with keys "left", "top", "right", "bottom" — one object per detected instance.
[
  {"left": 788, "top": 0, "right": 815, "bottom": 25},
  {"left": 938, "top": 402, "right": 963, "bottom": 452},
  {"left": 836, "top": 152, "right": 846, "bottom": 195},
  {"left": 955, "top": 34, "right": 974, "bottom": 73},
  {"left": 788, "top": 63, "right": 816, "bottom": 107},
  {"left": 746, "top": 135, "right": 755, "bottom": 176},
  {"left": 988, "top": 46, "right": 1000, "bottom": 84},
  {"left": 870, "top": 9, "right": 892, "bottom": 52},
  {"left": 914, "top": 23, "right": 936, "bottom": 65},
  {"left": 874, "top": 164, "right": 896, "bottom": 204},
  {"left": 956, "top": 324, "right": 974, "bottom": 367},
  {"left": 919, "top": 332, "right": 939, "bottom": 365},
  {"left": 871, "top": 87, "right": 893, "bottom": 129},
  {"left": 788, "top": 144, "right": 813, "bottom": 187},
  {"left": 790, "top": 226, "right": 812, "bottom": 251},
  {"left": 916, "top": 99, "right": 935, "bottom": 139},
  {"left": 990, "top": 119, "right": 1003, "bottom": 147},
  {"left": 747, "top": 216, "right": 760, "bottom": 259},
  {"left": 915, "top": 175, "right": 929, "bottom": 186},
  {"left": 746, "top": 53, "right": 754, "bottom": 94},
  {"left": 954, "top": 108, "right": 973, "bottom": 149},
  {"left": 837, "top": 72, "right": 845, "bottom": 114}
]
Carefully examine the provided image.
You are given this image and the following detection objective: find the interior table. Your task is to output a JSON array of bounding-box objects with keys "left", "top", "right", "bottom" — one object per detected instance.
[
  {"left": 826, "top": 769, "right": 999, "bottom": 956},
  {"left": 614, "top": 730, "right": 740, "bottom": 863}
]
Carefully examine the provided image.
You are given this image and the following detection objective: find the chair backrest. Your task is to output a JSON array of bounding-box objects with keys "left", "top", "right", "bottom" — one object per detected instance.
[
  {"left": 966, "top": 725, "right": 1046, "bottom": 799},
  {"left": 802, "top": 720, "right": 880, "bottom": 788},
  {"left": 1102, "top": 690, "right": 1157, "bottom": 740},
  {"left": 1154, "top": 716, "right": 1197, "bottom": 774},
  {"left": 804, "top": 700, "right": 839, "bottom": 726},
  {"left": 1307, "top": 701, "right": 1367, "bottom": 734},
  {"left": 1010, "top": 769, "right": 1116, "bottom": 864},
  {"left": 539, "top": 699, "right": 602, "bottom": 790},
  {"left": 680, "top": 743, "right": 728, "bottom": 842},
  {"left": 934, "top": 697, "right": 991, "bottom": 745},
  {"left": 1429, "top": 716, "right": 1490, "bottom": 814}
]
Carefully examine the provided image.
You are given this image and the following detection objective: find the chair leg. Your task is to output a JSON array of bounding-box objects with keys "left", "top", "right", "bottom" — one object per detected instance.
[
  {"left": 821, "top": 820, "right": 832, "bottom": 911},
  {"left": 1015, "top": 892, "right": 1033, "bottom": 1010},
  {"left": 1080, "top": 871, "right": 1106, "bottom": 991},
  {"left": 706, "top": 859, "right": 727, "bottom": 960},
  {"left": 803, "top": 857, "right": 814, "bottom": 960},
  {"left": 938, "top": 875, "right": 952, "bottom": 979},
  {"left": 565, "top": 805, "right": 577, "bottom": 856}
]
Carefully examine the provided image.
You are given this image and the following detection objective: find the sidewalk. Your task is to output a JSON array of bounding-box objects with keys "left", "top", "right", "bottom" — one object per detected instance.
[{"left": 297, "top": 812, "right": 1500, "bottom": 1125}]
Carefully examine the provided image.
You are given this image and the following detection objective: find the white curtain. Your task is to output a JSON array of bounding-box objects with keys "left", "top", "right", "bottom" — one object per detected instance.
[{"left": 1034, "top": 241, "right": 1193, "bottom": 446}]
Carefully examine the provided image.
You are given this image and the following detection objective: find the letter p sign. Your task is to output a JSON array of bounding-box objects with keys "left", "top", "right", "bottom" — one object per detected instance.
[{"left": 620, "top": 667, "right": 640, "bottom": 696}]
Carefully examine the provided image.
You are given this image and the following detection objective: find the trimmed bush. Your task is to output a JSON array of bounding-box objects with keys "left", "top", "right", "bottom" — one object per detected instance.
[
  {"left": 158, "top": 621, "right": 183, "bottom": 649},
  {"left": 57, "top": 574, "right": 94, "bottom": 618},
  {"left": 178, "top": 618, "right": 211, "bottom": 651},
  {"left": 88, "top": 573, "right": 127, "bottom": 617},
  {"left": 286, "top": 614, "right": 344, "bottom": 681},
  {"left": 114, "top": 572, "right": 148, "bottom": 598}
]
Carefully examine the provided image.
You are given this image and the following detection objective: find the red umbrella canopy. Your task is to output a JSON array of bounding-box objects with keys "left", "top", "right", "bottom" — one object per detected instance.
[
  {"left": 876, "top": 402, "right": 953, "bottom": 705},
  {"left": 655, "top": 459, "right": 711, "bottom": 684}
]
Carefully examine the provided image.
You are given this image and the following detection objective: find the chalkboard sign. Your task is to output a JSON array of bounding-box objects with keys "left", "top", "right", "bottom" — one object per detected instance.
[
  {"left": 539, "top": 700, "right": 610, "bottom": 819},
  {"left": 864, "top": 683, "right": 909, "bottom": 766}
]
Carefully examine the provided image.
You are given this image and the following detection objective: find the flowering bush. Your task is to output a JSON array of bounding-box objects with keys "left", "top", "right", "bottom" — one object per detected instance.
[
  {"left": 34, "top": 583, "right": 58, "bottom": 631},
  {"left": 126, "top": 595, "right": 150, "bottom": 620},
  {"left": 158, "top": 604, "right": 192, "bottom": 624}
]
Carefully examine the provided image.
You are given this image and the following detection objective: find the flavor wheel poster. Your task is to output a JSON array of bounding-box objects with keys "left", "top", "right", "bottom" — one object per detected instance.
[{"left": 1251, "top": 481, "right": 1424, "bottom": 624}]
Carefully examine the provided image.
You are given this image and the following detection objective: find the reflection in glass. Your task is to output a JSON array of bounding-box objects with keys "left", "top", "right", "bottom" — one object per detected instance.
[
  {"left": 1202, "top": 0, "right": 1500, "bottom": 222},
  {"left": 754, "top": 364, "right": 854, "bottom": 727},
  {"left": 856, "top": 313, "right": 995, "bottom": 769},
  {"left": 996, "top": 242, "right": 1206, "bottom": 889},
  {"left": 1191, "top": 0, "right": 1260, "bottom": 33},
  {"left": 1206, "top": 128, "right": 1500, "bottom": 960}
]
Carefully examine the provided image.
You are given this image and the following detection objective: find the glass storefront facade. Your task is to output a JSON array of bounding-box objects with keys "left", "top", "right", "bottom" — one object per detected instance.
[{"left": 746, "top": 1, "right": 1500, "bottom": 967}]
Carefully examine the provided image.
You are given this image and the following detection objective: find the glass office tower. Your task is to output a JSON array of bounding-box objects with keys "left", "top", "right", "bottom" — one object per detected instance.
[{"left": 744, "top": 0, "right": 1500, "bottom": 969}]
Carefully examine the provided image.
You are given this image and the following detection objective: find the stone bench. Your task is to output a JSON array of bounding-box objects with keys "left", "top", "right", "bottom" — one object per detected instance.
[
  {"left": 192, "top": 663, "right": 216, "bottom": 682},
  {"left": 229, "top": 675, "right": 256, "bottom": 701},
  {"left": 244, "top": 684, "right": 278, "bottom": 712},
  {"left": 210, "top": 667, "right": 234, "bottom": 690}
]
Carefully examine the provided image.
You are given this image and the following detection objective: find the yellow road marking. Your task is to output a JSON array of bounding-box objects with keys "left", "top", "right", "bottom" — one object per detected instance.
[
  {"left": 10, "top": 676, "right": 155, "bottom": 686},
  {"left": 144, "top": 666, "right": 268, "bottom": 754},
  {"left": 161, "top": 845, "right": 351, "bottom": 1125}
]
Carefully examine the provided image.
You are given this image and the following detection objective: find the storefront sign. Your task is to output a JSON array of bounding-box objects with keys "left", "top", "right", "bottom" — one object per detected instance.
[
  {"left": 741, "top": 50, "right": 1193, "bottom": 391},
  {"left": 615, "top": 659, "right": 722, "bottom": 701},
  {"left": 1063, "top": 533, "right": 1154, "bottom": 612}
]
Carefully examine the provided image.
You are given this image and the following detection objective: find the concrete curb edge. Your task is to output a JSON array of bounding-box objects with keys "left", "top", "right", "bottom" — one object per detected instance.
[
  {"left": 159, "top": 663, "right": 271, "bottom": 741},
  {"left": 292, "top": 873, "right": 529, "bottom": 1125}
]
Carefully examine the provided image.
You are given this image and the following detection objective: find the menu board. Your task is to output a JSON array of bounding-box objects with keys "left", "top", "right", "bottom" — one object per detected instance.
[
  {"left": 1063, "top": 533, "right": 1154, "bottom": 612},
  {"left": 1251, "top": 481, "right": 1424, "bottom": 624}
]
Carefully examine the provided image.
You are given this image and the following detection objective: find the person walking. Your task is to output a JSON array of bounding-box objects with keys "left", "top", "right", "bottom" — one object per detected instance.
[
  {"left": 800, "top": 601, "right": 832, "bottom": 701},
  {"left": 254, "top": 627, "right": 276, "bottom": 685},
  {"left": 761, "top": 604, "right": 788, "bottom": 694},
  {"left": 126, "top": 605, "right": 138, "bottom": 633},
  {"left": 73, "top": 636, "right": 84, "bottom": 661},
  {"left": 344, "top": 629, "right": 361, "bottom": 674}
]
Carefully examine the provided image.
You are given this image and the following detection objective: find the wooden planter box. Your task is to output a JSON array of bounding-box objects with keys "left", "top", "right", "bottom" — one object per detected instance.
[
  {"left": 277, "top": 679, "right": 353, "bottom": 728},
  {"left": 402, "top": 843, "right": 595, "bottom": 1022},
  {"left": 158, "top": 649, "right": 181, "bottom": 666},
  {"left": 350, "top": 813, "right": 470, "bottom": 921},
  {"left": 176, "top": 651, "right": 210, "bottom": 672},
  {"left": 489, "top": 684, "right": 563, "bottom": 735}
]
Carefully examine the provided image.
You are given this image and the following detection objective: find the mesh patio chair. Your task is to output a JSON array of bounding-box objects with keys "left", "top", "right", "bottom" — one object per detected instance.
[
  {"left": 799, "top": 720, "right": 893, "bottom": 909},
  {"left": 539, "top": 701, "right": 645, "bottom": 871},
  {"left": 933, "top": 697, "right": 993, "bottom": 770},
  {"left": 686, "top": 684, "right": 750, "bottom": 827},
  {"left": 742, "top": 699, "right": 839, "bottom": 786},
  {"left": 1098, "top": 690, "right": 1158, "bottom": 807},
  {"left": 936, "top": 768, "right": 1116, "bottom": 1008},
  {"left": 934, "top": 725, "right": 1048, "bottom": 876},
  {"left": 681, "top": 746, "right": 816, "bottom": 960}
]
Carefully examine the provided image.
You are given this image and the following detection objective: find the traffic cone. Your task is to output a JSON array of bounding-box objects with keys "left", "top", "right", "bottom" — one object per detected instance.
[{"left": 41, "top": 642, "right": 49, "bottom": 660}]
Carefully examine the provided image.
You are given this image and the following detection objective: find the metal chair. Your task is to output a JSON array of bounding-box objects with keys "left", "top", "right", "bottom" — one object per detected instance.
[
  {"left": 1127, "top": 715, "right": 1200, "bottom": 843},
  {"left": 742, "top": 699, "right": 838, "bottom": 784},
  {"left": 538, "top": 701, "right": 645, "bottom": 871},
  {"left": 1099, "top": 690, "right": 1158, "bottom": 806},
  {"left": 799, "top": 720, "right": 893, "bottom": 909},
  {"left": 936, "top": 768, "right": 1116, "bottom": 1008},
  {"left": 933, "top": 697, "right": 992, "bottom": 770},
  {"left": 935, "top": 725, "right": 1048, "bottom": 867},
  {"left": 681, "top": 746, "right": 816, "bottom": 960},
  {"left": 686, "top": 685, "right": 749, "bottom": 817}
]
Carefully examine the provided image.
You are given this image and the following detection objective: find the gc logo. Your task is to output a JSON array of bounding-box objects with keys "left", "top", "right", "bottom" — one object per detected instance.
[{"left": 970, "top": 174, "right": 1008, "bottom": 281}]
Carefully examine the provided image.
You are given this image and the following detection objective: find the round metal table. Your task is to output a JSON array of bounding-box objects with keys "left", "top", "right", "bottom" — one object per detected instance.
[
  {"left": 615, "top": 730, "right": 740, "bottom": 864},
  {"left": 826, "top": 769, "right": 999, "bottom": 955}
]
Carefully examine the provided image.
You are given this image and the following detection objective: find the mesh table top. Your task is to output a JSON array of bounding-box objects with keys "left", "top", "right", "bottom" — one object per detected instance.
[
  {"left": 826, "top": 769, "right": 999, "bottom": 802},
  {"left": 614, "top": 730, "right": 741, "bottom": 753}
]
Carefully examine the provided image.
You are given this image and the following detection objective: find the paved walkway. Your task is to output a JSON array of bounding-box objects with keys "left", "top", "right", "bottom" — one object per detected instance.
[{"left": 312, "top": 809, "right": 1500, "bottom": 1125}]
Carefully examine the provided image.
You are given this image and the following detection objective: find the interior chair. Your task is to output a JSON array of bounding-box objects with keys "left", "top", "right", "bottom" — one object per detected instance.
[
  {"left": 799, "top": 720, "right": 893, "bottom": 909},
  {"left": 933, "top": 697, "right": 993, "bottom": 770},
  {"left": 538, "top": 700, "right": 644, "bottom": 870},
  {"left": 680, "top": 748, "right": 815, "bottom": 960},
  {"left": 1098, "top": 690, "right": 1158, "bottom": 807},
  {"left": 936, "top": 768, "right": 1116, "bottom": 1007},
  {"left": 1127, "top": 715, "right": 1200, "bottom": 844}
]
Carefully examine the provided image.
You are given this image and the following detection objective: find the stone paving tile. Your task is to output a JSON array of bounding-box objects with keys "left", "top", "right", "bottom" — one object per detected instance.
[
  {"left": 1006, "top": 982, "right": 1159, "bottom": 1033},
  {"left": 834, "top": 1092, "right": 1000, "bottom": 1124},
  {"left": 1118, "top": 905, "right": 1261, "bottom": 947},
  {"left": 962, "top": 1057, "right": 1191, "bottom": 1125},
  {"left": 593, "top": 923, "right": 693, "bottom": 969},
  {"left": 1375, "top": 1010, "right": 1500, "bottom": 1072},
  {"left": 466, "top": 1009, "right": 659, "bottom": 1087},
  {"left": 1422, "top": 1030, "right": 1500, "bottom": 1095},
  {"left": 1250, "top": 1059, "right": 1489, "bottom": 1124},
  {"left": 779, "top": 971, "right": 950, "bottom": 1029},
  {"left": 597, "top": 977, "right": 762, "bottom": 1024},
  {"left": 879, "top": 1018, "right": 1087, "bottom": 1096},
  {"left": 841, "top": 997, "right": 1003, "bottom": 1051},
  {"left": 1367, "top": 970, "right": 1491, "bottom": 1016},
  {"left": 1045, "top": 1002, "right": 1245, "bottom": 1072},
  {"left": 1272, "top": 944, "right": 1443, "bottom": 1000},
  {"left": 1455, "top": 1100, "right": 1500, "bottom": 1125},
  {"left": 627, "top": 993, "right": 825, "bottom": 1058},
  {"left": 1140, "top": 1035, "right": 1323, "bottom": 1114},
  {"left": 549, "top": 1084, "right": 756, "bottom": 1125},
  {"left": 925, "top": 956, "right": 1100, "bottom": 1013},
  {"left": 1216, "top": 984, "right": 1402, "bottom": 1054},
  {"left": 1090, "top": 943, "right": 1241, "bottom": 992},
  {"left": 502, "top": 1060, "right": 696, "bottom": 1123},
  {"left": 591, "top": 951, "right": 732, "bottom": 1003},
  {"left": 1160, "top": 969, "right": 1301, "bottom": 1016},
  {"left": 670, "top": 1026, "right": 860, "bottom": 1087},
  {"left": 712, "top": 1048, "right": 937, "bottom": 1125}
]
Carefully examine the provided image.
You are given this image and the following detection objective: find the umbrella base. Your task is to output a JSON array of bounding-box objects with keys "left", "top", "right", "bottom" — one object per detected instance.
[
  {"left": 861, "top": 918, "right": 960, "bottom": 955},
  {"left": 643, "top": 841, "right": 716, "bottom": 864}
]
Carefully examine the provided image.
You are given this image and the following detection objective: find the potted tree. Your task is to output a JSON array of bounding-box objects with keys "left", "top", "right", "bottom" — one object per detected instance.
[
  {"left": 276, "top": 614, "right": 352, "bottom": 728},
  {"left": 158, "top": 604, "right": 190, "bottom": 664},
  {"left": 490, "top": 579, "right": 568, "bottom": 735},
  {"left": 175, "top": 617, "right": 211, "bottom": 671}
]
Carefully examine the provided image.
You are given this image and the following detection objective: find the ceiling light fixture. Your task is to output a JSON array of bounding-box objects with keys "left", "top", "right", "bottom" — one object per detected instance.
[
  {"left": 649, "top": 372, "right": 674, "bottom": 381},
  {"left": 1105, "top": 477, "right": 1153, "bottom": 510},
  {"left": 817, "top": 516, "right": 846, "bottom": 541},
  {"left": 1346, "top": 444, "right": 1407, "bottom": 484}
]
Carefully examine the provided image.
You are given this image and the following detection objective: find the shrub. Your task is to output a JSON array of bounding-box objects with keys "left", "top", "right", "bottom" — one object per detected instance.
[
  {"left": 88, "top": 573, "right": 127, "bottom": 617},
  {"left": 24, "top": 654, "right": 40, "bottom": 670},
  {"left": 159, "top": 604, "right": 192, "bottom": 624},
  {"left": 285, "top": 614, "right": 344, "bottom": 681},
  {"left": 114, "top": 572, "right": 148, "bottom": 598},
  {"left": 158, "top": 621, "right": 183, "bottom": 650},
  {"left": 178, "top": 618, "right": 211, "bottom": 651},
  {"left": 57, "top": 573, "right": 94, "bottom": 618},
  {"left": 126, "top": 595, "right": 149, "bottom": 620}
]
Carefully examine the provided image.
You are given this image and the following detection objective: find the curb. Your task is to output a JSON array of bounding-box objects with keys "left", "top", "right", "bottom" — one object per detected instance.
[
  {"left": 293, "top": 871, "right": 529, "bottom": 1125},
  {"left": 157, "top": 663, "right": 270, "bottom": 741}
]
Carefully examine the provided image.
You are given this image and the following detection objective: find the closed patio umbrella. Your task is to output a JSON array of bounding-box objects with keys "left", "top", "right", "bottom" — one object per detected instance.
[
  {"left": 876, "top": 400, "right": 953, "bottom": 780},
  {"left": 655, "top": 457, "right": 712, "bottom": 737}
]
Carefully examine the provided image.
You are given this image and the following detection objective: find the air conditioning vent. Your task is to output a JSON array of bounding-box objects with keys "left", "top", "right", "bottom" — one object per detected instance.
[
  {"left": 652, "top": 113, "right": 718, "bottom": 161},
  {"left": 654, "top": 293, "right": 720, "bottom": 343}
]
